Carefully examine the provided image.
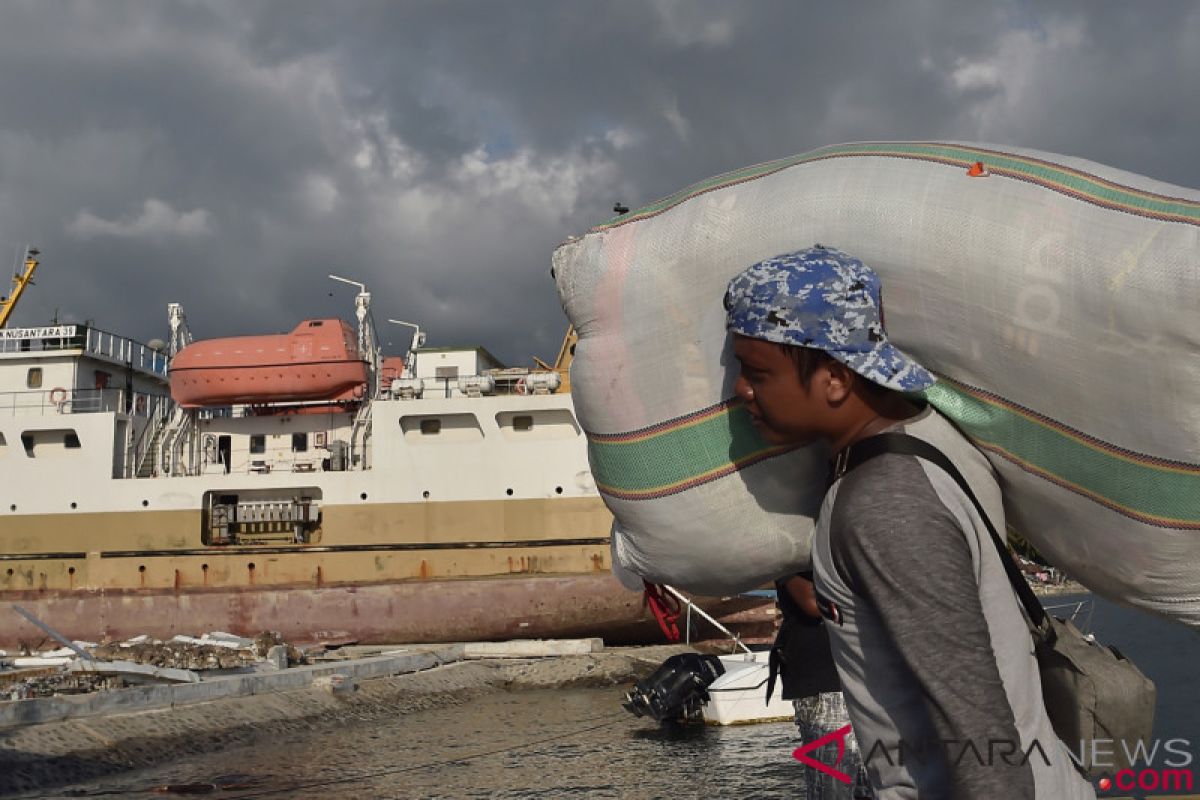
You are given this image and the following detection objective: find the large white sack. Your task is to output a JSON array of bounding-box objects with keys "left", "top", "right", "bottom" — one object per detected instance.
[{"left": 553, "top": 141, "right": 1200, "bottom": 627}]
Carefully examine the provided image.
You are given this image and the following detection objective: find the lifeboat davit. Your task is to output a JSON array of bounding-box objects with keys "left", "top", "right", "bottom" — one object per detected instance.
[{"left": 170, "top": 319, "right": 369, "bottom": 407}]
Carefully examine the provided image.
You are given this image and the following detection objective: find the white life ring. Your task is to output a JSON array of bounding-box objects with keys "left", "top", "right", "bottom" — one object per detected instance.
[{"left": 49, "top": 387, "right": 68, "bottom": 409}]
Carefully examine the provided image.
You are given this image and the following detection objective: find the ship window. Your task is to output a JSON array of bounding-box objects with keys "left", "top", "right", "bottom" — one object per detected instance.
[
  {"left": 401, "top": 414, "right": 483, "bottom": 443},
  {"left": 435, "top": 366, "right": 459, "bottom": 379},
  {"left": 496, "top": 410, "right": 580, "bottom": 441},
  {"left": 308, "top": 321, "right": 324, "bottom": 327},
  {"left": 292, "top": 432, "right": 308, "bottom": 452},
  {"left": 20, "top": 428, "right": 83, "bottom": 457},
  {"left": 26, "top": 368, "right": 43, "bottom": 389},
  {"left": 249, "top": 434, "right": 266, "bottom": 454}
]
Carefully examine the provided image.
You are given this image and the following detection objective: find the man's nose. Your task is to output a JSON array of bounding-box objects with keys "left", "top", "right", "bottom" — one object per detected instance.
[{"left": 734, "top": 375, "right": 754, "bottom": 402}]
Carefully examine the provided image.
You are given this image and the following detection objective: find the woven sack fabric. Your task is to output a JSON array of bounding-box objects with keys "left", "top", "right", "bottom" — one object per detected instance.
[{"left": 553, "top": 141, "right": 1200, "bottom": 624}]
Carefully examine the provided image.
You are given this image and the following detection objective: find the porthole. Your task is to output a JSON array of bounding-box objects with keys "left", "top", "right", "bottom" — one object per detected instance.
[
  {"left": 138, "top": 565, "right": 146, "bottom": 573},
  {"left": 360, "top": 492, "right": 368, "bottom": 500},
  {"left": 555, "top": 486, "right": 563, "bottom": 495},
  {"left": 142, "top": 500, "right": 149, "bottom": 507},
  {"left": 201, "top": 563, "right": 209, "bottom": 571},
  {"left": 248, "top": 562, "right": 256, "bottom": 570},
  {"left": 68, "top": 567, "right": 76, "bottom": 575},
  {"left": 506, "top": 488, "right": 514, "bottom": 496},
  {"left": 70, "top": 502, "right": 77, "bottom": 510},
  {"left": 422, "top": 490, "right": 430, "bottom": 499}
]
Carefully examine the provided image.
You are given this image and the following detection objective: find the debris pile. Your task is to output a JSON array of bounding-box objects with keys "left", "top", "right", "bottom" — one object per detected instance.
[
  {"left": 1, "top": 630, "right": 305, "bottom": 702},
  {"left": 4, "top": 671, "right": 121, "bottom": 701},
  {"left": 86, "top": 632, "right": 295, "bottom": 671}
]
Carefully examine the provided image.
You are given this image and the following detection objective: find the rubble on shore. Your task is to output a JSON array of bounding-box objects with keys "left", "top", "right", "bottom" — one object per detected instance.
[{"left": 0, "top": 630, "right": 305, "bottom": 701}]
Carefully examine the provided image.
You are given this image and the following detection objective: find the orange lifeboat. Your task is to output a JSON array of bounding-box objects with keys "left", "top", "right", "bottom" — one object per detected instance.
[{"left": 170, "top": 319, "right": 370, "bottom": 407}]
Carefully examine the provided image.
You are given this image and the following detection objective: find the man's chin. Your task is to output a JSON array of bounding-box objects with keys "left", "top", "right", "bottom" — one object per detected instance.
[
  {"left": 758, "top": 429, "right": 796, "bottom": 448},
  {"left": 757, "top": 426, "right": 809, "bottom": 447}
]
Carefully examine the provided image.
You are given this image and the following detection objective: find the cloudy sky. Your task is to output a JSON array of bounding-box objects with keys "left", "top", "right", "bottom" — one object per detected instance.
[{"left": 0, "top": 1, "right": 1196, "bottom": 364}]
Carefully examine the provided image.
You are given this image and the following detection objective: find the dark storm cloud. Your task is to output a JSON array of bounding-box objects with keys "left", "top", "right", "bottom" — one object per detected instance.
[{"left": 0, "top": 0, "right": 1196, "bottom": 363}]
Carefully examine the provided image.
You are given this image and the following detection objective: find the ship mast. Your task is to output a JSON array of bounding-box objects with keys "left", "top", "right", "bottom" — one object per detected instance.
[
  {"left": 167, "top": 302, "right": 194, "bottom": 357},
  {"left": 0, "top": 247, "right": 40, "bottom": 328},
  {"left": 329, "top": 274, "right": 381, "bottom": 395}
]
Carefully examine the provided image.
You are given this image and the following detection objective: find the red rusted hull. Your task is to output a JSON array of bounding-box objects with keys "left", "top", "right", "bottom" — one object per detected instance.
[{"left": 0, "top": 575, "right": 773, "bottom": 649}]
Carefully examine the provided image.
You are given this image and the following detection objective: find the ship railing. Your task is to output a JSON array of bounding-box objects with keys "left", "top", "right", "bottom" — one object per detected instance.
[
  {"left": 0, "top": 325, "right": 168, "bottom": 376},
  {"left": 83, "top": 328, "right": 170, "bottom": 376},
  {"left": 0, "top": 387, "right": 170, "bottom": 417},
  {"left": 387, "top": 370, "right": 565, "bottom": 400}
]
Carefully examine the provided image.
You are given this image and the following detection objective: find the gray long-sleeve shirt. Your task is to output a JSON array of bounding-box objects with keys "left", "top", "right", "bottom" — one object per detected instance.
[{"left": 811, "top": 406, "right": 1095, "bottom": 800}]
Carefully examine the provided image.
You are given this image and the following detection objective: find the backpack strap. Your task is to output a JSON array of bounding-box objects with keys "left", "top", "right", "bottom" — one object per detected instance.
[{"left": 834, "top": 432, "right": 1046, "bottom": 629}]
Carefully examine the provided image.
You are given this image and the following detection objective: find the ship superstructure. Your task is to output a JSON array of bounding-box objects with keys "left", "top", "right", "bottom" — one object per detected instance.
[{"left": 0, "top": 270, "right": 687, "bottom": 647}]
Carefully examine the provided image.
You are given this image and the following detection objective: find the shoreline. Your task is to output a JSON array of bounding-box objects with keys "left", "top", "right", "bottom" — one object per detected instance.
[{"left": 0, "top": 643, "right": 689, "bottom": 796}]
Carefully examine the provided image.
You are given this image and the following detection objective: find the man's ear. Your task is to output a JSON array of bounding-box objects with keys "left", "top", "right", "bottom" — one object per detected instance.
[{"left": 824, "top": 360, "right": 854, "bottom": 405}]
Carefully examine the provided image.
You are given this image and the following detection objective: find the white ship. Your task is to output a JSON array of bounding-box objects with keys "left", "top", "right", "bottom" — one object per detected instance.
[{"left": 0, "top": 250, "right": 766, "bottom": 648}]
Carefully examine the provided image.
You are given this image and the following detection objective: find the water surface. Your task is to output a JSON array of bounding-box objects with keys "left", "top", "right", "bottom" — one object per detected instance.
[{"left": 25, "top": 592, "right": 1200, "bottom": 799}]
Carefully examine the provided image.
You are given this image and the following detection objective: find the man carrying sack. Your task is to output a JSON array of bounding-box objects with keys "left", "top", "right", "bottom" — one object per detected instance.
[{"left": 725, "top": 246, "right": 1098, "bottom": 798}]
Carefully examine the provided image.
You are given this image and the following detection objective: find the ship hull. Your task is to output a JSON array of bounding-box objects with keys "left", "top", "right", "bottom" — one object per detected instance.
[{"left": 0, "top": 574, "right": 772, "bottom": 648}]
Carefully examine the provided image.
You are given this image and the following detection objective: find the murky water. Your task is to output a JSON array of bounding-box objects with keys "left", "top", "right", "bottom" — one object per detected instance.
[
  {"left": 31, "top": 688, "right": 805, "bottom": 799},
  {"left": 18, "top": 593, "right": 1200, "bottom": 799}
]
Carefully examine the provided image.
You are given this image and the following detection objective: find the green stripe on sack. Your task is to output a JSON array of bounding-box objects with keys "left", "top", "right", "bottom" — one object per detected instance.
[
  {"left": 924, "top": 382, "right": 1200, "bottom": 527},
  {"left": 588, "top": 404, "right": 780, "bottom": 496},
  {"left": 592, "top": 142, "right": 1200, "bottom": 230},
  {"left": 588, "top": 381, "right": 1200, "bottom": 528}
]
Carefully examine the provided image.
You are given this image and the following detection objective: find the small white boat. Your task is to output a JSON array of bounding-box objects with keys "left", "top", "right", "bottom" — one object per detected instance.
[
  {"left": 622, "top": 586, "right": 794, "bottom": 727},
  {"left": 703, "top": 651, "right": 794, "bottom": 726}
]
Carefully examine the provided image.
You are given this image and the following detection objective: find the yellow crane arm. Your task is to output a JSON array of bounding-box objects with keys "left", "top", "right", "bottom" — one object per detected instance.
[
  {"left": 552, "top": 326, "right": 577, "bottom": 393},
  {"left": 0, "top": 248, "right": 39, "bottom": 329},
  {"left": 530, "top": 326, "right": 578, "bottom": 392}
]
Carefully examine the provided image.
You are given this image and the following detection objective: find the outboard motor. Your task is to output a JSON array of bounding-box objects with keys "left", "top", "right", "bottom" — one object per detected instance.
[{"left": 621, "top": 653, "right": 725, "bottom": 724}]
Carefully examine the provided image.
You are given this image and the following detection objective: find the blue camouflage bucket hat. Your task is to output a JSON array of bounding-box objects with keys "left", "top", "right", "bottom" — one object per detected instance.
[{"left": 724, "top": 245, "right": 936, "bottom": 392}]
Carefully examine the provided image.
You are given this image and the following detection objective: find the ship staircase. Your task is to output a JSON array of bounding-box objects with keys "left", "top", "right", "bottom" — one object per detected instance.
[
  {"left": 131, "top": 400, "right": 195, "bottom": 477},
  {"left": 349, "top": 399, "right": 373, "bottom": 470},
  {"left": 160, "top": 406, "right": 197, "bottom": 476},
  {"left": 127, "top": 300, "right": 199, "bottom": 478},
  {"left": 130, "top": 395, "right": 170, "bottom": 477}
]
